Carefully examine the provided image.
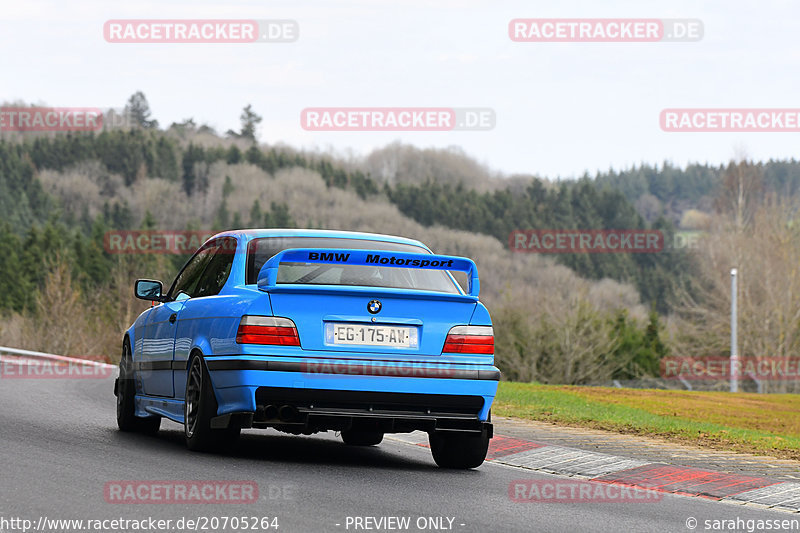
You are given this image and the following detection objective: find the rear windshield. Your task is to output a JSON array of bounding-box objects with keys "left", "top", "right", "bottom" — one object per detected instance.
[{"left": 246, "top": 236, "right": 460, "bottom": 294}]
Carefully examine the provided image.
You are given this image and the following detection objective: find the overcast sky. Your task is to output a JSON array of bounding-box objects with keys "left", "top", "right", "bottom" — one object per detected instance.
[{"left": 1, "top": 0, "right": 798, "bottom": 178}]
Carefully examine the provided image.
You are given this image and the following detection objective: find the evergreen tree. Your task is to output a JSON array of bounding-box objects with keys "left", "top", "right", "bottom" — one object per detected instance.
[
  {"left": 181, "top": 143, "right": 205, "bottom": 195},
  {"left": 249, "top": 200, "right": 263, "bottom": 228},
  {"left": 227, "top": 104, "right": 262, "bottom": 142},
  {"left": 124, "top": 91, "right": 159, "bottom": 129}
]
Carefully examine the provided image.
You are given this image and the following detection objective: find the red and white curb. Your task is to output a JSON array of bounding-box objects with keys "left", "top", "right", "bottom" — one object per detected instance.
[
  {"left": 0, "top": 347, "right": 116, "bottom": 379},
  {"left": 0, "top": 346, "right": 114, "bottom": 368},
  {"left": 0, "top": 354, "right": 114, "bottom": 368},
  {"left": 388, "top": 432, "right": 800, "bottom": 511}
]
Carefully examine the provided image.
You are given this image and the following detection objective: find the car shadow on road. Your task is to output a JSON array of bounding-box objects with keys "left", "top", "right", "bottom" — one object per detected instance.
[{"left": 110, "top": 427, "right": 440, "bottom": 472}]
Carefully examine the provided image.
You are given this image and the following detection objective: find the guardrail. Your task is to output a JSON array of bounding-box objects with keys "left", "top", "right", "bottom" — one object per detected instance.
[{"left": 0, "top": 346, "right": 115, "bottom": 368}]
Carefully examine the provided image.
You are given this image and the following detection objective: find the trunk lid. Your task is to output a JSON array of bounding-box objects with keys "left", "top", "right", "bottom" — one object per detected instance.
[
  {"left": 258, "top": 248, "right": 481, "bottom": 359},
  {"left": 268, "top": 286, "right": 477, "bottom": 356}
]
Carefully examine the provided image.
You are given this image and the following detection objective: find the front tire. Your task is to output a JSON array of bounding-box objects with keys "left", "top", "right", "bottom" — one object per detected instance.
[
  {"left": 184, "top": 355, "right": 240, "bottom": 452},
  {"left": 116, "top": 340, "right": 160, "bottom": 434},
  {"left": 429, "top": 429, "right": 489, "bottom": 469}
]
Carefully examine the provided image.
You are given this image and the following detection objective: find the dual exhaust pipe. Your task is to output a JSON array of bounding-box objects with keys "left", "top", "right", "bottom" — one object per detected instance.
[{"left": 257, "top": 404, "right": 299, "bottom": 422}]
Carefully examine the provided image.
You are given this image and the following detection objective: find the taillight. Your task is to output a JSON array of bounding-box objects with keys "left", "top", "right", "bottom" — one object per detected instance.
[
  {"left": 236, "top": 316, "right": 300, "bottom": 346},
  {"left": 442, "top": 325, "right": 494, "bottom": 354}
]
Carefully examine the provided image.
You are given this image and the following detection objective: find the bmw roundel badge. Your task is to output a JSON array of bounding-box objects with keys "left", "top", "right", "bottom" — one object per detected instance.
[{"left": 367, "top": 299, "right": 382, "bottom": 314}]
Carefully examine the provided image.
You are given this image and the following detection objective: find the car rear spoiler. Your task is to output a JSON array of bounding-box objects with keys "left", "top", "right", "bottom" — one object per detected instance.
[{"left": 257, "top": 248, "right": 480, "bottom": 297}]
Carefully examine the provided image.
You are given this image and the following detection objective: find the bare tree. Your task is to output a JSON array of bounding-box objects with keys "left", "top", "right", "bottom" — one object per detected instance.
[{"left": 671, "top": 198, "right": 800, "bottom": 392}]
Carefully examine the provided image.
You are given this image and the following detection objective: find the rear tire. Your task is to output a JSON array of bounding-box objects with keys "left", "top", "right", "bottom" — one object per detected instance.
[
  {"left": 184, "top": 355, "right": 240, "bottom": 452},
  {"left": 341, "top": 429, "right": 384, "bottom": 446},
  {"left": 429, "top": 429, "right": 489, "bottom": 469},
  {"left": 116, "top": 340, "right": 160, "bottom": 435}
]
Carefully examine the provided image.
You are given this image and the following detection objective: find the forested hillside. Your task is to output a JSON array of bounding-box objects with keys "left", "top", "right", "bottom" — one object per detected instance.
[
  {"left": 591, "top": 160, "right": 800, "bottom": 225},
  {"left": 0, "top": 128, "right": 695, "bottom": 313}
]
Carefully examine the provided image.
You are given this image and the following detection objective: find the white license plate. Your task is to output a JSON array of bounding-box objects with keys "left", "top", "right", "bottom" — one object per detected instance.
[{"left": 326, "top": 323, "right": 418, "bottom": 348}]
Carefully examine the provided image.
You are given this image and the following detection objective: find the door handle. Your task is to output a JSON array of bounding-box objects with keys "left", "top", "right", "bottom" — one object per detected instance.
[{"left": 169, "top": 313, "right": 177, "bottom": 324}]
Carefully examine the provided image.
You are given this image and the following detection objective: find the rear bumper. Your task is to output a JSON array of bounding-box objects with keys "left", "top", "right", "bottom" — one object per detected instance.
[{"left": 204, "top": 355, "right": 500, "bottom": 430}]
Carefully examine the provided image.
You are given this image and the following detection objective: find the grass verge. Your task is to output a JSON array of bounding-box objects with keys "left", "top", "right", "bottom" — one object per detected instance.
[{"left": 494, "top": 381, "right": 800, "bottom": 460}]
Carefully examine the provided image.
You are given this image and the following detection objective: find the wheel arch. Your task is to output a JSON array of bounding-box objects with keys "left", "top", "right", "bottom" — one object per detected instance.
[
  {"left": 186, "top": 347, "right": 204, "bottom": 371},
  {"left": 185, "top": 348, "right": 223, "bottom": 409}
]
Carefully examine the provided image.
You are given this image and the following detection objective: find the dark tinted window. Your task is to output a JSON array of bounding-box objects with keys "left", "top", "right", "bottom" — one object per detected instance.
[
  {"left": 246, "top": 236, "right": 459, "bottom": 294},
  {"left": 168, "top": 243, "right": 218, "bottom": 299},
  {"left": 194, "top": 238, "right": 236, "bottom": 297}
]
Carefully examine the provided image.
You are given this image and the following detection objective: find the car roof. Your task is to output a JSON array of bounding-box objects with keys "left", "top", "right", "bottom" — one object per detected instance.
[{"left": 210, "top": 228, "right": 431, "bottom": 251}]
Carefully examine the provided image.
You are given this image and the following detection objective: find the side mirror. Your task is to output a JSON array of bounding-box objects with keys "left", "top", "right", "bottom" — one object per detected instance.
[{"left": 135, "top": 279, "right": 164, "bottom": 302}]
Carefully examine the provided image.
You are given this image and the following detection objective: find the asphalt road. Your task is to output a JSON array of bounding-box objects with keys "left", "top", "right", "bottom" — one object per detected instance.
[{"left": 0, "top": 374, "right": 793, "bottom": 533}]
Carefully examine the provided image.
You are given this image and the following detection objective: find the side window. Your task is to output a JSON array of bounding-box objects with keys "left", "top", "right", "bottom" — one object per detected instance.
[
  {"left": 194, "top": 238, "right": 236, "bottom": 297},
  {"left": 167, "top": 243, "right": 219, "bottom": 300}
]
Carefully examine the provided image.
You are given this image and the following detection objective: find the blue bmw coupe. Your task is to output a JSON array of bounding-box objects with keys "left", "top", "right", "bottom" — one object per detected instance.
[{"left": 115, "top": 229, "right": 500, "bottom": 468}]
